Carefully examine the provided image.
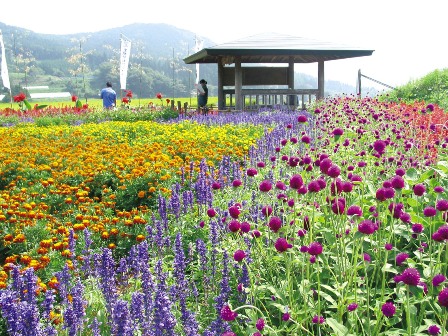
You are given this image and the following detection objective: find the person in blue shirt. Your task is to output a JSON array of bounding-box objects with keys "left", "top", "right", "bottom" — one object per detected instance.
[{"left": 100, "top": 81, "right": 117, "bottom": 109}]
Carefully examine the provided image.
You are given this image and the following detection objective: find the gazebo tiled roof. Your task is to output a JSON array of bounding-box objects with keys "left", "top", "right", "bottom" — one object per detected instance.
[{"left": 184, "top": 32, "right": 374, "bottom": 64}]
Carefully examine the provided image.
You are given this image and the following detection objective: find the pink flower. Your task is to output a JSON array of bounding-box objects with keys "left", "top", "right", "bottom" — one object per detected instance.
[{"left": 259, "top": 180, "right": 273, "bottom": 192}]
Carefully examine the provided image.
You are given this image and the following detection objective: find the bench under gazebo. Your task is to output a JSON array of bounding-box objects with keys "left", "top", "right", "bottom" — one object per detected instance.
[{"left": 183, "top": 32, "right": 374, "bottom": 111}]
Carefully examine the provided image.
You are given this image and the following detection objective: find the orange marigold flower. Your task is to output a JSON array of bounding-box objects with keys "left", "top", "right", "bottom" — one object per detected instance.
[
  {"left": 0, "top": 281, "right": 7, "bottom": 289},
  {"left": 39, "top": 239, "right": 52, "bottom": 248},
  {"left": 108, "top": 243, "right": 116, "bottom": 249},
  {"left": 50, "top": 311, "right": 63, "bottom": 325},
  {"left": 3, "top": 234, "right": 13, "bottom": 242},
  {"left": 110, "top": 228, "right": 119, "bottom": 236},
  {"left": 136, "top": 234, "right": 146, "bottom": 242},
  {"left": 13, "top": 233, "right": 26, "bottom": 243},
  {"left": 137, "top": 191, "right": 146, "bottom": 198},
  {"left": 101, "top": 231, "right": 109, "bottom": 239}
]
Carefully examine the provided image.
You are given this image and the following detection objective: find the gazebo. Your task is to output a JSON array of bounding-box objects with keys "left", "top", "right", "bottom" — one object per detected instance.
[{"left": 183, "top": 32, "right": 374, "bottom": 110}]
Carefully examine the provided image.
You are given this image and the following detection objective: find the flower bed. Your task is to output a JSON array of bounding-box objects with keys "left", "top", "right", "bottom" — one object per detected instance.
[{"left": 0, "top": 96, "right": 447, "bottom": 335}]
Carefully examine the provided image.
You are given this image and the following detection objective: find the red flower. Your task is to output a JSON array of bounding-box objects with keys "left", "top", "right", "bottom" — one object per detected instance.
[
  {"left": 13, "top": 92, "right": 26, "bottom": 103},
  {"left": 166, "top": 98, "right": 171, "bottom": 104},
  {"left": 122, "top": 97, "right": 129, "bottom": 104},
  {"left": 71, "top": 95, "right": 78, "bottom": 102},
  {"left": 156, "top": 93, "right": 163, "bottom": 99},
  {"left": 126, "top": 90, "right": 133, "bottom": 98}
]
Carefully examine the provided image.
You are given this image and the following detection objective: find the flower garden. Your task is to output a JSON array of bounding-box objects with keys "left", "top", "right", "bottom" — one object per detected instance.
[{"left": 0, "top": 95, "right": 448, "bottom": 335}]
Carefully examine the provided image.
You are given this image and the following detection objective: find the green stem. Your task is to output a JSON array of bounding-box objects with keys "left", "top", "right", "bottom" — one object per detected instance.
[{"left": 407, "top": 286, "right": 412, "bottom": 336}]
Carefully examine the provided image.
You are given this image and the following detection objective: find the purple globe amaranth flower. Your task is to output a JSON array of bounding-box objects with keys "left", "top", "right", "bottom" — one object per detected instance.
[
  {"left": 298, "top": 114, "right": 308, "bottom": 123},
  {"left": 220, "top": 304, "right": 238, "bottom": 321},
  {"left": 301, "top": 135, "right": 311, "bottom": 144},
  {"left": 346, "top": 204, "right": 363, "bottom": 217},
  {"left": 347, "top": 303, "right": 358, "bottom": 312},
  {"left": 384, "top": 187, "right": 396, "bottom": 199},
  {"left": 375, "top": 187, "right": 387, "bottom": 201},
  {"left": 221, "top": 332, "right": 236, "bottom": 336},
  {"left": 395, "top": 168, "right": 406, "bottom": 176},
  {"left": 228, "top": 220, "right": 241, "bottom": 232},
  {"left": 358, "top": 219, "right": 377, "bottom": 235},
  {"left": 212, "top": 181, "right": 221, "bottom": 190},
  {"left": 385, "top": 243, "right": 393, "bottom": 250},
  {"left": 428, "top": 324, "right": 440, "bottom": 335},
  {"left": 259, "top": 180, "right": 273, "bottom": 192},
  {"left": 411, "top": 223, "right": 424, "bottom": 233},
  {"left": 246, "top": 167, "right": 258, "bottom": 177},
  {"left": 268, "top": 216, "right": 282, "bottom": 232},
  {"left": 319, "top": 158, "right": 332, "bottom": 174},
  {"left": 289, "top": 174, "right": 304, "bottom": 189},
  {"left": 207, "top": 208, "right": 217, "bottom": 218},
  {"left": 381, "top": 302, "right": 396, "bottom": 317},
  {"left": 437, "top": 225, "right": 448, "bottom": 239},
  {"left": 312, "top": 315, "right": 325, "bottom": 324},
  {"left": 255, "top": 318, "right": 265, "bottom": 331},
  {"left": 233, "top": 250, "right": 246, "bottom": 262},
  {"left": 275, "top": 181, "right": 287, "bottom": 190},
  {"left": 423, "top": 206, "right": 437, "bottom": 217},
  {"left": 327, "top": 164, "right": 341, "bottom": 178},
  {"left": 261, "top": 205, "right": 273, "bottom": 217},
  {"left": 274, "top": 238, "right": 292, "bottom": 252},
  {"left": 373, "top": 139, "right": 387, "bottom": 154},
  {"left": 257, "top": 161, "right": 266, "bottom": 168},
  {"left": 426, "top": 103, "right": 435, "bottom": 112},
  {"left": 391, "top": 175, "right": 405, "bottom": 189},
  {"left": 228, "top": 205, "right": 241, "bottom": 219},
  {"left": 413, "top": 183, "right": 426, "bottom": 196},
  {"left": 363, "top": 253, "right": 371, "bottom": 262},
  {"left": 434, "top": 186, "right": 445, "bottom": 193},
  {"left": 308, "top": 180, "right": 321, "bottom": 193},
  {"left": 240, "top": 221, "right": 251, "bottom": 233},
  {"left": 332, "top": 128, "right": 344, "bottom": 136},
  {"left": 438, "top": 287, "right": 448, "bottom": 307},
  {"left": 308, "top": 241, "right": 323, "bottom": 255},
  {"left": 436, "top": 199, "right": 448, "bottom": 211},
  {"left": 396, "top": 252, "right": 409, "bottom": 266},
  {"left": 331, "top": 198, "right": 345, "bottom": 215},
  {"left": 400, "top": 268, "right": 421, "bottom": 286},
  {"left": 428, "top": 325, "right": 441, "bottom": 335},
  {"left": 432, "top": 274, "right": 446, "bottom": 287},
  {"left": 282, "top": 312, "right": 291, "bottom": 321},
  {"left": 232, "top": 179, "right": 242, "bottom": 187}
]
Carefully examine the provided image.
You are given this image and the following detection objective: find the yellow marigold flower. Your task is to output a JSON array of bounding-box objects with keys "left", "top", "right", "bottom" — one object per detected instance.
[
  {"left": 110, "top": 228, "right": 119, "bottom": 236},
  {"left": 101, "top": 231, "right": 109, "bottom": 239},
  {"left": 136, "top": 234, "right": 146, "bottom": 242},
  {"left": 108, "top": 243, "right": 116, "bottom": 249},
  {"left": 0, "top": 281, "right": 7, "bottom": 289}
]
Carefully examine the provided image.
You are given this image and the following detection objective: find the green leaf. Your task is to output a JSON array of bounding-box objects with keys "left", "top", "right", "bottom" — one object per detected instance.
[
  {"left": 406, "top": 167, "right": 419, "bottom": 181},
  {"left": 406, "top": 198, "right": 419, "bottom": 207},
  {"left": 37, "top": 104, "right": 48, "bottom": 109},
  {"left": 24, "top": 99, "right": 32, "bottom": 110},
  {"left": 326, "top": 317, "right": 349, "bottom": 336},
  {"left": 76, "top": 99, "right": 83, "bottom": 108}
]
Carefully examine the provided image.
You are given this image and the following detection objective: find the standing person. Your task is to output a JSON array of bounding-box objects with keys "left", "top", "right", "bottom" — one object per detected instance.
[
  {"left": 100, "top": 81, "right": 117, "bottom": 109},
  {"left": 197, "top": 79, "right": 209, "bottom": 115}
]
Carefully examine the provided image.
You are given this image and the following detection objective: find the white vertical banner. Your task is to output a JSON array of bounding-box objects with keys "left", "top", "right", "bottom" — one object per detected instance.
[
  {"left": 119, "top": 35, "right": 131, "bottom": 90},
  {"left": 194, "top": 36, "right": 203, "bottom": 84},
  {"left": 0, "top": 30, "right": 11, "bottom": 90}
]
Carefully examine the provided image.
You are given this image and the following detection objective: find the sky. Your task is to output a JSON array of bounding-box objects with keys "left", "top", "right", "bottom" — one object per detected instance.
[{"left": 1, "top": 0, "right": 446, "bottom": 91}]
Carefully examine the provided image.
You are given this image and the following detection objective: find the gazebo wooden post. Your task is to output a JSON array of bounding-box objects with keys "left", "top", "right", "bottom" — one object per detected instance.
[
  {"left": 217, "top": 57, "right": 224, "bottom": 110},
  {"left": 235, "top": 57, "right": 243, "bottom": 110},
  {"left": 288, "top": 57, "right": 295, "bottom": 106},
  {"left": 318, "top": 61, "right": 325, "bottom": 100}
]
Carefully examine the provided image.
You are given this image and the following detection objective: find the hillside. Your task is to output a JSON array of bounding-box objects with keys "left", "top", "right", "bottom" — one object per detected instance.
[{"left": 0, "top": 22, "right": 372, "bottom": 100}]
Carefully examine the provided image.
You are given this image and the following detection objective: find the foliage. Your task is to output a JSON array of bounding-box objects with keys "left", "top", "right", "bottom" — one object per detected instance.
[{"left": 379, "top": 68, "right": 448, "bottom": 110}]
